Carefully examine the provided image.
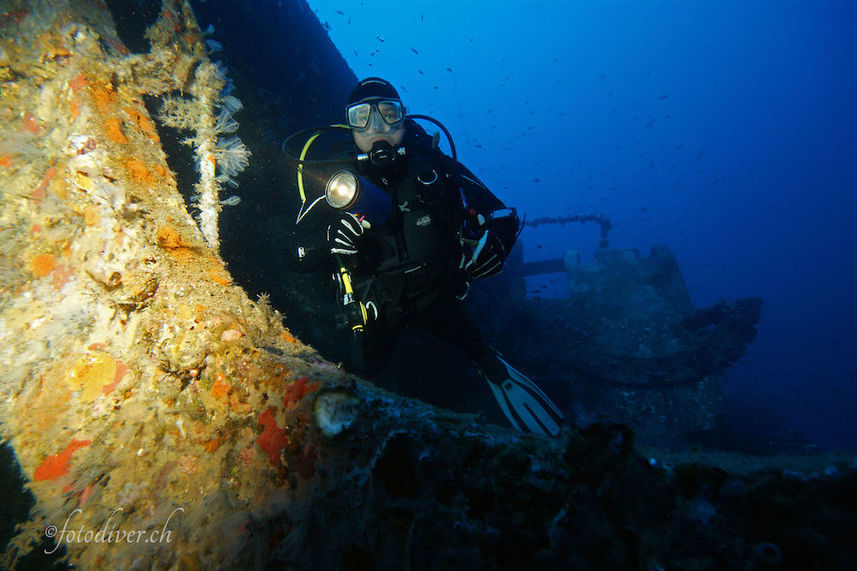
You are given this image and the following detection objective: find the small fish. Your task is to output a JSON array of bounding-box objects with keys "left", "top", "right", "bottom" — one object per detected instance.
[
  {"left": 533, "top": 178, "right": 540, "bottom": 183},
  {"left": 376, "top": 35, "right": 385, "bottom": 42},
  {"left": 445, "top": 67, "right": 452, "bottom": 72},
  {"left": 658, "top": 94, "right": 669, "bottom": 99},
  {"left": 411, "top": 47, "right": 419, "bottom": 54},
  {"left": 418, "top": 69, "right": 424, "bottom": 75},
  {"left": 336, "top": 10, "right": 344, "bottom": 15}
]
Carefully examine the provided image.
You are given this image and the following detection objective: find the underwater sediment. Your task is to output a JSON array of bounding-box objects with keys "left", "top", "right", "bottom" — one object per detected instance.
[{"left": 0, "top": 1, "right": 855, "bottom": 568}]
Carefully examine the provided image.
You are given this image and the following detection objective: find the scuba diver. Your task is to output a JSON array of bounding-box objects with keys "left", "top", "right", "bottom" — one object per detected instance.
[{"left": 284, "top": 77, "right": 563, "bottom": 437}]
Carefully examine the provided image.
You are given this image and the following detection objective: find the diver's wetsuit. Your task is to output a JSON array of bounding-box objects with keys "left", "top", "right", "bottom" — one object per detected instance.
[{"left": 289, "top": 120, "right": 519, "bottom": 373}]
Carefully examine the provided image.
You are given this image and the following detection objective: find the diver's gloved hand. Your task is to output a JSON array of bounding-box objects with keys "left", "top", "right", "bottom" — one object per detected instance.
[
  {"left": 327, "top": 212, "right": 364, "bottom": 256},
  {"left": 462, "top": 230, "right": 505, "bottom": 278}
]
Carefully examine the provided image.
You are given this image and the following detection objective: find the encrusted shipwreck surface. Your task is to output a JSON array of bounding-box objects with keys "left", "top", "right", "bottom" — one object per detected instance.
[
  {"left": 0, "top": 0, "right": 387, "bottom": 566},
  {"left": 2, "top": 1, "right": 856, "bottom": 569}
]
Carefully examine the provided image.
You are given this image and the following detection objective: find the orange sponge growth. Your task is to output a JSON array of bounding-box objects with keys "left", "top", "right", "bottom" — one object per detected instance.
[
  {"left": 104, "top": 116, "right": 127, "bottom": 144},
  {"left": 256, "top": 408, "right": 289, "bottom": 466},
  {"left": 29, "top": 253, "right": 56, "bottom": 278},
  {"left": 210, "top": 375, "right": 230, "bottom": 400},
  {"left": 124, "top": 157, "right": 154, "bottom": 185},
  {"left": 102, "top": 360, "right": 128, "bottom": 395},
  {"left": 89, "top": 82, "right": 117, "bottom": 116},
  {"left": 206, "top": 256, "right": 232, "bottom": 286},
  {"left": 283, "top": 376, "right": 320, "bottom": 409},
  {"left": 156, "top": 226, "right": 195, "bottom": 261},
  {"left": 22, "top": 112, "right": 42, "bottom": 135},
  {"left": 123, "top": 106, "right": 159, "bottom": 141},
  {"left": 34, "top": 439, "right": 91, "bottom": 481},
  {"left": 68, "top": 73, "right": 87, "bottom": 93}
]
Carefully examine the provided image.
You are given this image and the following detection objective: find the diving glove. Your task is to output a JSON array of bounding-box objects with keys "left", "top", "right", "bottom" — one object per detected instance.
[
  {"left": 462, "top": 231, "right": 505, "bottom": 278},
  {"left": 327, "top": 212, "right": 364, "bottom": 256}
]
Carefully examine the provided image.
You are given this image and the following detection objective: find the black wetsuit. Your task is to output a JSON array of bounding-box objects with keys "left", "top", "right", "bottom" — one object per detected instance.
[{"left": 290, "top": 120, "right": 519, "bottom": 372}]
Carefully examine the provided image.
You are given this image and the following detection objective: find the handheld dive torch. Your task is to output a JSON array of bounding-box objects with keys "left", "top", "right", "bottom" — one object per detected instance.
[{"left": 325, "top": 170, "right": 392, "bottom": 333}]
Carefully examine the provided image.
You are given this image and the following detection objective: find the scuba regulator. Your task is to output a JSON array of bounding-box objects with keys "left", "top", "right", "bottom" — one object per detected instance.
[{"left": 357, "top": 140, "right": 406, "bottom": 170}]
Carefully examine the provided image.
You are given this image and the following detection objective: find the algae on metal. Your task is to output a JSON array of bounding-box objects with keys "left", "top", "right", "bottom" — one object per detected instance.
[{"left": 0, "top": 0, "right": 354, "bottom": 566}]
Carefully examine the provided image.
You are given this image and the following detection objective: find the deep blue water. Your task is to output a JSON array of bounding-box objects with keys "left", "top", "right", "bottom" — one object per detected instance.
[{"left": 306, "top": 0, "right": 857, "bottom": 451}]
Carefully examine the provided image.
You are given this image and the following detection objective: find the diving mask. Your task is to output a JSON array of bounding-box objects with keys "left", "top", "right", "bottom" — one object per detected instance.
[{"left": 346, "top": 99, "right": 405, "bottom": 130}]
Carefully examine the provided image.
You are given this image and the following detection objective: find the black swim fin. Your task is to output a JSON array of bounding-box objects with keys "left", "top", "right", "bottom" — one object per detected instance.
[{"left": 476, "top": 351, "right": 563, "bottom": 437}]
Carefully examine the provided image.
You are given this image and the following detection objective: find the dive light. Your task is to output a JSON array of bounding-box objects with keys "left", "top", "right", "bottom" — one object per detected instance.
[
  {"left": 325, "top": 171, "right": 360, "bottom": 209},
  {"left": 325, "top": 171, "right": 386, "bottom": 334},
  {"left": 324, "top": 171, "right": 392, "bottom": 226}
]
